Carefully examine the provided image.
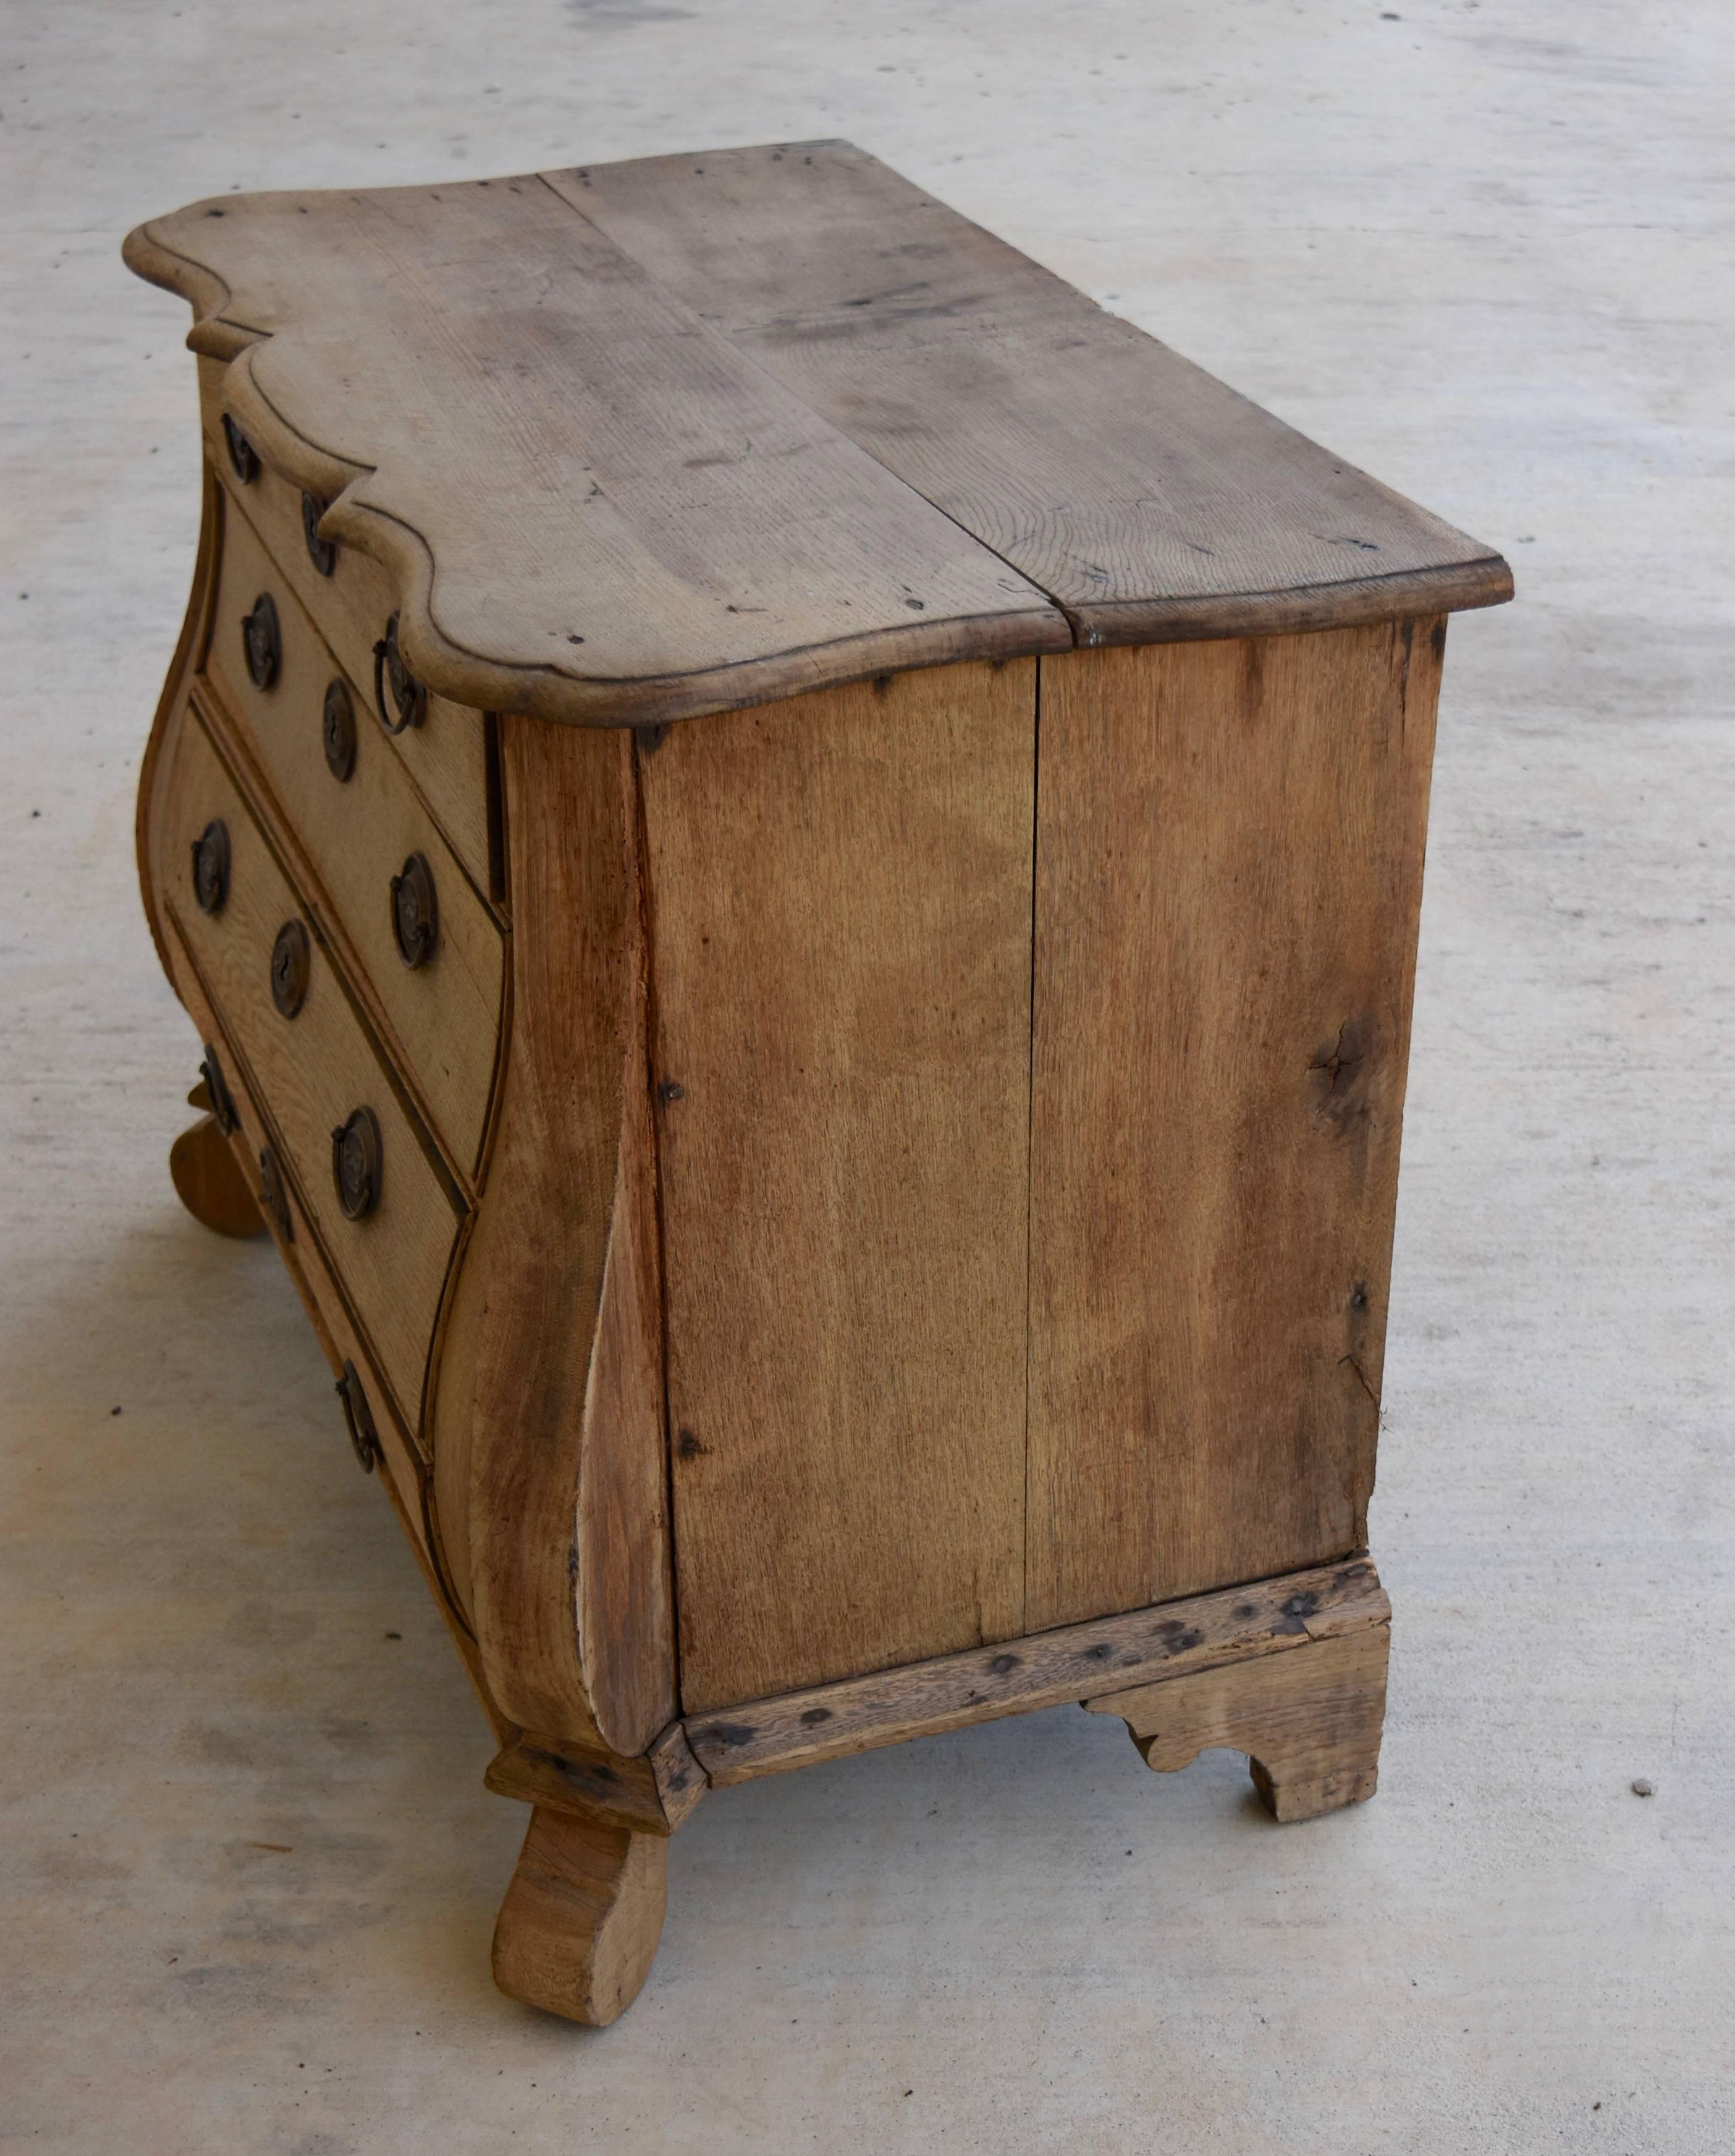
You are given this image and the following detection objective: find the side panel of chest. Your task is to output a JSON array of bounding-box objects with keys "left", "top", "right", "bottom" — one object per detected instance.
[
  {"left": 1026, "top": 625, "right": 1443, "bottom": 1629},
  {"left": 642, "top": 664, "right": 1038, "bottom": 1711}
]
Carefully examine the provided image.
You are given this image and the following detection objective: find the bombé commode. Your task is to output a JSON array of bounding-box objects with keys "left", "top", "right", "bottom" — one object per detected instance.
[{"left": 123, "top": 141, "right": 1511, "bottom": 2024}]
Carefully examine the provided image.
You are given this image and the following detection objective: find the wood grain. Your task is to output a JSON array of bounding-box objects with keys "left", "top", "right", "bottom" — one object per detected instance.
[
  {"left": 1086, "top": 1622, "right": 1390, "bottom": 1822},
  {"left": 161, "top": 921, "right": 442, "bottom": 1589},
  {"left": 685, "top": 1557, "right": 1388, "bottom": 1784},
  {"left": 203, "top": 505, "right": 505, "bottom": 1182},
  {"left": 552, "top": 140, "right": 1513, "bottom": 645},
  {"left": 159, "top": 707, "right": 462, "bottom": 1430},
  {"left": 1026, "top": 623, "right": 1444, "bottom": 1630},
  {"left": 641, "top": 661, "right": 1037, "bottom": 1709},
  {"left": 441, "top": 715, "right": 674, "bottom": 1756},
  {"left": 491, "top": 1806, "right": 667, "bottom": 2026},
  {"left": 126, "top": 179, "right": 1065, "bottom": 728}
]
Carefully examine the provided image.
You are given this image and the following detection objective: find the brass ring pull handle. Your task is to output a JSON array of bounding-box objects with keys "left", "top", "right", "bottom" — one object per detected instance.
[
  {"left": 221, "top": 413, "right": 259, "bottom": 484},
  {"left": 302, "top": 491, "right": 337, "bottom": 576},
  {"left": 192, "top": 818, "right": 230, "bottom": 914},
  {"left": 258, "top": 1144, "right": 293, "bottom": 1240},
  {"left": 390, "top": 853, "right": 439, "bottom": 969},
  {"left": 199, "top": 1043, "right": 239, "bottom": 1136},
  {"left": 241, "top": 591, "right": 281, "bottom": 689},
  {"left": 331, "top": 1106, "right": 382, "bottom": 1220},
  {"left": 372, "top": 613, "right": 426, "bottom": 733},
  {"left": 270, "top": 919, "right": 311, "bottom": 1017},
  {"left": 335, "top": 1360, "right": 380, "bottom": 1473},
  {"left": 322, "top": 678, "right": 357, "bottom": 781}
]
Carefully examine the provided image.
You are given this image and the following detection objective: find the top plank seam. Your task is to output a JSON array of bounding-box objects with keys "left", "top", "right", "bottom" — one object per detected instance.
[{"left": 123, "top": 149, "right": 1511, "bottom": 728}]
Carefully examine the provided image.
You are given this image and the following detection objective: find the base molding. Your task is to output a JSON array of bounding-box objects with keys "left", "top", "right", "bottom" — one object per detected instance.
[
  {"left": 683, "top": 1556, "right": 1388, "bottom": 1786},
  {"left": 484, "top": 1556, "right": 1391, "bottom": 2021},
  {"left": 1084, "top": 1621, "right": 1390, "bottom": 1821}
]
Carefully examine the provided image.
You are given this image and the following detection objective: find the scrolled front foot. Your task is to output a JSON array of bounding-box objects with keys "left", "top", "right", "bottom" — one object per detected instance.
[
  {"left": 491, "top": 1804, "right": 668, "bottom": 2025},
  {"left": 169, "top": 1109, "right": 264, "bottom": 1240}
]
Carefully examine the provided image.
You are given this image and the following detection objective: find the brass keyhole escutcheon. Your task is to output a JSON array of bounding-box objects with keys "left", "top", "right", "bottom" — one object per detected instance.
[
  {"left": 321, "top": 678, "right": 357, "bottom": 782},
  {"left": 302, "top": 491, "right": 337, "bottom": 576},
  {"left": 372, "top": 612, "right": 426, "bottom": 733},
  {"left": 336, "top": 1360, "right": 380, "bottom": 1473},
  {"left": 199, "top": 1044, "right": 239, "bottom": 1137},
  {"left": 221, "top": 413, "right": 259, "bottom": 484},
  {"left": 258, "top": 1145, "right": 293, "bottom": 1240},
  {"left": 390, "top": 853, "right": 439, "bottom": 969},
  {"left": 331, "top": 1106, "right": 382, "bottom": 1221},
  {"left": 192, "top": 819, "right": 230, "bottom": 914},
  {"left": 241, "top": 591, "right": 281, "bottom": 690},
  {"left": 270, "top": 919, "right": 311, "bottom": 1017}
]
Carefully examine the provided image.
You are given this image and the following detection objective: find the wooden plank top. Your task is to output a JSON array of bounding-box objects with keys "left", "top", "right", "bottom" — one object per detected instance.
[{"left": 125, "top": 143, "right": 1510, "bottom": 729}]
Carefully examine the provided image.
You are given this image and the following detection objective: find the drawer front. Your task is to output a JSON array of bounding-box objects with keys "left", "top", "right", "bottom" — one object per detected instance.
[
  {"left": 164, "top": 942, "right": 440, "bottom": 1532},
  {"left": 199, "top": 365, "right": 496, "bottom": 892},
  {"left": 162, "top": 705, "right": 463, "bottom": 1430},
  {"left": 203, "top": 500, "right": 505, "bottom": 1181}
]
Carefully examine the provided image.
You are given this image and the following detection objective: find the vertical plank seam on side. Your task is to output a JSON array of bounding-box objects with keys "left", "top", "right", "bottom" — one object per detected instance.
[
  {"left": 526, "top": 172, "right": 1083, "bottom": 660},
  {"left": 630, "top": 730, "right": 687, "bottom": 1727}
]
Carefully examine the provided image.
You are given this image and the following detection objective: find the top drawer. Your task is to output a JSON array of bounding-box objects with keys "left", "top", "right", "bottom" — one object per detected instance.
[
  {"left": 199, "top": 361, "right": 496, "bottom": 895},
  {"left": 203, "top": 500, "right": 505, "bottom": 1182}
]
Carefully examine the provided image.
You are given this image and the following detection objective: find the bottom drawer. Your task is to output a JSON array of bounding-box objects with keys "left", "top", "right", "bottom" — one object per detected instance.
[
  {"left": 157, "top": 703, "right": 462, "bottom": 1430},
  {"left": 164, "top": 945, "right": 437, "bottom": 1575}
]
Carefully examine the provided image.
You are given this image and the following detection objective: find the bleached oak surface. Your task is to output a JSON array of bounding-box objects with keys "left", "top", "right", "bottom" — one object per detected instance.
[{"left": 3, "top": 1, "right": 1731, "bottom": 2150}]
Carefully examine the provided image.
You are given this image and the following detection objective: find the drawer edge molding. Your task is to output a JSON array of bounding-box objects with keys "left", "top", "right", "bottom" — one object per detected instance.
[{"left": 137, "top": 465, "right": 225, "bottom": 983}]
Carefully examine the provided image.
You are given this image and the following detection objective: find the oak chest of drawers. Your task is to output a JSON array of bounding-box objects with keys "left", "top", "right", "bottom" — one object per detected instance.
[{"left": 124, "top": 141, "right": 1511, "bottom": 2024}]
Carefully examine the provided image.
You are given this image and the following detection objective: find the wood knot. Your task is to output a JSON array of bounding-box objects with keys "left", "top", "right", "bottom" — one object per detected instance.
[{"left": 1309, "top": 1017, "right": 1375, "bottom": 1129}]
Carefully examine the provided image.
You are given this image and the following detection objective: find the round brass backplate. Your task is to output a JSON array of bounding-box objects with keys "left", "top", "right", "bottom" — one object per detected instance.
[
  {"left": 241, "top": 591, "right": 281, "bottom": 690},
  {"left": 336, "top": 1360, "right": 380, "bottom": 1473},
  {"left": 221, "top": 413, "right": 260, "bottom": 484},
  {"left": 199, "top": 1044, "right": 239, "bottom": 1137},
  {"left": 321, "top": 678, "right": 357, "bottom": 781},
  {"left": 192, "top": 819, "right": 230, "bottom": 914},
  {"left": 270, "top": 918, "right": 311, "bottom": 1017},
  {"left": 390, "top": 853, "right": 439, "bottom": 969},
  {"left": 331, "top": 1105, "right": 383, "bottom": 1221},
  {"left": 302, "top": 491, "right": 337, "bottom": 576}
]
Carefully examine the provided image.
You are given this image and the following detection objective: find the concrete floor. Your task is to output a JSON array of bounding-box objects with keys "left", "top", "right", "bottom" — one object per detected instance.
[{"left": 4, "top": 2, "right": 1731, "bottom": 2149}]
